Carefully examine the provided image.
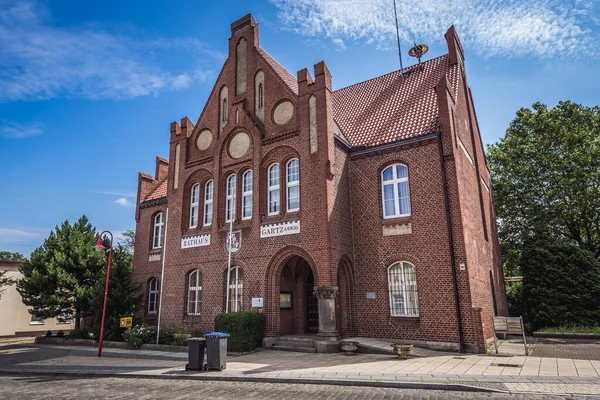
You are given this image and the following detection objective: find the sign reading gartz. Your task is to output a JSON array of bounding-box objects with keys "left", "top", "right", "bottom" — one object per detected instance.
[{"left": 260, "top": 220, "right": 300, "bottom": 238}]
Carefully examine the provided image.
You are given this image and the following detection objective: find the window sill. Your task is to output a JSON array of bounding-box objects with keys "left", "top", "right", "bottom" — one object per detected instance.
[
  {"left": 30, "top": 322, "right": 45, "bottom": 325},
  {"left": 382, "top": 215, "right": 413, "bottom": 226},
  {"left": 260, "top": 212, "right": 301, "bottom": 224}
]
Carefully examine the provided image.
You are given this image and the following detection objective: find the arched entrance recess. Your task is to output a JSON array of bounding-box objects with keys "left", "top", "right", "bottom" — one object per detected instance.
[
  {"left": 265, "top": 246, "right": 319, "bottom": 337},
  {"left": 336, "top": 255, "right": 356, "bottom": 336}
]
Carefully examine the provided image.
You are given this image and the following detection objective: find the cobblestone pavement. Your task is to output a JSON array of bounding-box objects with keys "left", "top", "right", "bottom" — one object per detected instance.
[
  {"left": 0, "top": 375, "right": 587, "bottom": 400},
  {"left": 532, "top": 338, "right": 600, "bottom": 361}
]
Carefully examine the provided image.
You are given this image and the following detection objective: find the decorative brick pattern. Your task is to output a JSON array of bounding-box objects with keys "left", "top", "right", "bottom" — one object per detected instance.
[{"left": 131, "top": 14, "right": 507, "bottom": 352}]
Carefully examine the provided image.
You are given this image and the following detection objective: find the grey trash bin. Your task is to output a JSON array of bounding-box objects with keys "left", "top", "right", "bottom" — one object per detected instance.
[
  {"left": 204, "top": 332, "right": 229, "bottom": 370},
  {"left": 186, "top": 337, "right": 206, "bottom": 371}
]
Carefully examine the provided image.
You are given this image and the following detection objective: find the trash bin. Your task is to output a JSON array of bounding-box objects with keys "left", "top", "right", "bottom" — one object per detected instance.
[
  {"left": 186, "top": 337, "right": 206, "bottom": 371},
  {"left": 204, "top": 332, "right": 229, "bottom": 370}
]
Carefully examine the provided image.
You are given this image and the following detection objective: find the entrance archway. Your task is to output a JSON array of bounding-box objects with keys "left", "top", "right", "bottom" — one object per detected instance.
[{"left": 265, "top": 247, "right": 319, "bottom": 337}]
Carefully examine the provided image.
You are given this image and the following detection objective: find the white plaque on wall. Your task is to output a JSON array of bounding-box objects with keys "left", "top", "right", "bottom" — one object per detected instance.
[
  {"left": 260, "top": 220, "right": 300, "bottom": 238},
  {"left": 181, "top": 234, "right": 211, "bottom": 249},
  {"left": 252, "top": 298, "right": 264, "bottom": 308}
]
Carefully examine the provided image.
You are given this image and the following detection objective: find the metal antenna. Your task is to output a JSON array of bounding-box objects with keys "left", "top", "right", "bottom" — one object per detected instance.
[{"left": 393, "top": 0, "right": 404, "bottom": 79}]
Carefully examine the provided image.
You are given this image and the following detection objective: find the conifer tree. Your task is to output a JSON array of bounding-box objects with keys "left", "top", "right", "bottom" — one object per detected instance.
[{"left": 17, "top": 216, "right": 105, "bottom": 329}]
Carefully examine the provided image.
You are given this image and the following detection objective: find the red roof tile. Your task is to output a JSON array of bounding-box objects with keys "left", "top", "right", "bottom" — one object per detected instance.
[
  {"left": 144, "top": 178, "right": 168, "bottom": 202},
  {"left": 257, "top": 47, "right": 298, "bottom": 95},
  {"left": 333, "top": 55, "right": 459, "bottom": 148}
]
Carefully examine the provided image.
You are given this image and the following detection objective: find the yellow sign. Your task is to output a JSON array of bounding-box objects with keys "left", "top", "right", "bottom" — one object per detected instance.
[{"left": 120, "top": 317, "right": 133, "bottom": 328}]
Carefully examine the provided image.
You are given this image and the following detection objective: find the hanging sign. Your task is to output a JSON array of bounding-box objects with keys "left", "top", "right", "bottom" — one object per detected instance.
[
  {"left": 260, "top": 220, "right": 300, "bottom": 239},
  {"left": 227, "top": 231, "right": 242, "bottom": 254},
  {"left": 181, "top": 234, "right": 211, "bottom": 249}
]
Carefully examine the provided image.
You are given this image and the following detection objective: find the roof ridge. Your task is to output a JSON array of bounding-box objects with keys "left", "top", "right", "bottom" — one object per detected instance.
[
  {"left": 333, "top": 53, "right": 448, "bottom": 93},
  {"left": 142, "top": 175, "right": 169, "bottom": 202},
  {"left": 256, "top": 47, "right": 298, "bottom": 94}
]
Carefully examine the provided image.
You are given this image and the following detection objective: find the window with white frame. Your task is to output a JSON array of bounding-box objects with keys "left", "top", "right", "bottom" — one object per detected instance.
[
  {"left": 187, "top": 270, "right": 202, "bottom": 316},
  {"left": 268, "top": 163, "right": 280, "bottom": 215},
  {"left": 382, "top": 164, "right": 411, "bottom": 218},
  {"left": 152, "top": 212, "right": 164, "bottom": 249},
  {"left": 286, "top": 159, "right": 300, "bottom": 212},
  {"left": 189, "top": 184, "right": 199, "bottom": 228},
  {"left": 387, "top": 262, "right": 419, "bottom": 316},
  {"left": 225, "top": 174, "right": 236, "bottom": 222},
  {"left": 203, "top": 180, "right": 213, "bottom": 226},
  {"left": 242, "top": 170, "right": 253, "bottom": 220},
  {"left": 226, "top": 267, "right": 243, "bottom": 312},
  {"left": 148, "top": 278, "right": 159, "bottom": 314}
]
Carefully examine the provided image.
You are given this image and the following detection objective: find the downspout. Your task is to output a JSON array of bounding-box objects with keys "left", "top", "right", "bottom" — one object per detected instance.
[{"left": 437, "top": 133, "right": 465, "bottom": 353}]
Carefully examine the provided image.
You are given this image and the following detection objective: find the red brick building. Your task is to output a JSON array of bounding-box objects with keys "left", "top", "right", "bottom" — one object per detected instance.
[{"left": 132, "top": 14, "right": 508, "bottom": 353}]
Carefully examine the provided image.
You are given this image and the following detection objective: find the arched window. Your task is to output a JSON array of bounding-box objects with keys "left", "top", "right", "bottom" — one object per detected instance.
[
  {"left": 225, "top": 174, "right": 236, "bottom": 223},
  {"left": 147, "top": 278, "right": 159, "bottom": 314},
  {"left": 222, "top": 98, "right": 228, "bottom": 122},
  {"left": 152, "top": 212, "right": 164, "bottom": 249},
  {"left": 268, "top": 163, "right": 280, "bottom": 215},
  {"left": 286, "top": 159, "right": 300, "bottom": 212},
  {"left": 258, "top": 83, "right": 264, "bottom": 108},
  {"left": 189, "top": 184, "right": 199, "bottom": 228},
  {"left": 242, "top": 170, "right": 253, "bottom": 220},
  {"left": 381, "top": 164, "right": 411, "bottom": 218},
  {"left": 187, "top": 270, "right": 202, "bottom": 316},
  {"left": 387, "top": 262, "right": 418, "bottom": 316},
  {"left": 226, "top": 266, "right": 243, "bottom": 312},
  {"left": 203, "top": 180, "right": 213, "bottom": 226}
]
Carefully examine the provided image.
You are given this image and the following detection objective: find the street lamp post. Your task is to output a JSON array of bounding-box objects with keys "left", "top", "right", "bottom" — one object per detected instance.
[{"left": 95, "top": 230, "right": 113, "bottom": 357}]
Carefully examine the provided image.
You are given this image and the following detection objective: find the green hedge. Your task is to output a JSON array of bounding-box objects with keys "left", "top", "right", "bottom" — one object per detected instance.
[{"left": 214, "top": 312, "right": 265, "bottom": 352}]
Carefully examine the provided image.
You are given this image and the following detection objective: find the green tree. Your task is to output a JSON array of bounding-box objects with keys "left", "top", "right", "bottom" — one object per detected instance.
[
  {"left": 120, "top": 230, "right": 135, "bottom": 254},
  {"left": 0, "top": 271, "right": 15, "bottom": 300},
  {"left": 487, "top": 101, "right": 600, "bottom": 258},
  {"left": 90, "top": 244, "right": 143, "bottom": 341},
  {"left": 17, "top": 216, "right": 105, "bottom": 329},
  {"left": 0, "top": 251, "right": 26, "bottom": 261},
  {"left": 520, "top": 237, "right": 600, "bottom": 331}
]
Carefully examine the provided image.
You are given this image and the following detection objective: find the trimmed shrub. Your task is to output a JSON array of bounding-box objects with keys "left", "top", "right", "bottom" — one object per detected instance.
[
  {"left": 122, "top": 324, "right": 174, "bottom": 348},
  {"left": 68, "top": 327, "right": 93, "bottom": 340},
  {"left": 521, "top": 238, "right": 600, "bottom": 331},
  {"left": 214, "top": 312, "right": 265, "bottom": 352}
]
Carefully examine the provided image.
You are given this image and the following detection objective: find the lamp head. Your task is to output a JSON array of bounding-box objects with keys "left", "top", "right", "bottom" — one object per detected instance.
[{"left": 95, "top": 238, "right": 105, "bottom": 252}]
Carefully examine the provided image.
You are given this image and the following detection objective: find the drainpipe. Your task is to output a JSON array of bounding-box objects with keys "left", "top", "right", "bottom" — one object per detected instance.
[{"left": 437, "top": 133, "right": 465, "bottom": 353}]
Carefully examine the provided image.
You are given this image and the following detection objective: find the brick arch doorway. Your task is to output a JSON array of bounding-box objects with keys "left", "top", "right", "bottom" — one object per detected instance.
[
  {"left": 279, "top": 256, "right": 319, "bottom": 335},
  {"left": 265, "top": 247, "right": 320, "bottom": 337}
]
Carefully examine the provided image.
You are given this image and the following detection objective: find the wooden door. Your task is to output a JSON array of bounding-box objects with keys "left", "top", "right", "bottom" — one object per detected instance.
[{"left": 305, "top": 270, "right": 319, "bottom": 333}]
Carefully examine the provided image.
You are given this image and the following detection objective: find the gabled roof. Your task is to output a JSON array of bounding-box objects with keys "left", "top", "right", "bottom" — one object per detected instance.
[
  {"left": 332, "top": 54, "right": 459, "bottom": 148},
  {"left": 143, "top": 177, "right": 168, "bottom": 202},
  {"left": 257, "top": 47, "right": 299, "bottom": 95}
]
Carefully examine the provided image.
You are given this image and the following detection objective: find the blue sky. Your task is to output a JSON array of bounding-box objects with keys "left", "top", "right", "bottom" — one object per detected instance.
[{"left": 1, "top": 0, "right": 599, "bottom": 255}]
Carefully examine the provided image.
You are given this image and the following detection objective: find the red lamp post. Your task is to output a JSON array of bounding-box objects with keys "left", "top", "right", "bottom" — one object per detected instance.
[{"left": 95, "top": 230, "right": 113, "bottom": 357}]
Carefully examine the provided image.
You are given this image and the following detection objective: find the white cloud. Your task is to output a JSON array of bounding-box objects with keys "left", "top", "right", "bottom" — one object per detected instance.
[
  {"left": 90, "top": 189, "right": 136, "bottom": 198},
  {"left": 113, "top": 198, "right": 134, "bottom": 207},
  {"left": 0, "top": 119, "right": 42, "bottom": 139},
  {"left": 271, "top": 0, "right": 599, "bottom": 58},
  {"left": 0, "top": 228, "right": 44, "bottom": 239},
  {"left": 0, "top": 1, "right": 223, "bottom": 102}
]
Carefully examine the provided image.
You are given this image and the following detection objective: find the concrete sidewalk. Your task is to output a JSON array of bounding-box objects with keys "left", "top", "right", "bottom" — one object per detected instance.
[{"left": 2, "top": 343, "right": 600, "bottom": 396}]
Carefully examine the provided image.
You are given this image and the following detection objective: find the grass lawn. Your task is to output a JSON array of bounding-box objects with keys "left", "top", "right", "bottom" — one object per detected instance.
[{"left": 538, "top": 326, "right": 600, "bottom": 334}]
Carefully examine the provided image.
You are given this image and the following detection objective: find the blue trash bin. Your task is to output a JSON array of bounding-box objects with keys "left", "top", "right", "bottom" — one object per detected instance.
[{"left": 204, "top": 332, "right": 229, "bottom": 370}]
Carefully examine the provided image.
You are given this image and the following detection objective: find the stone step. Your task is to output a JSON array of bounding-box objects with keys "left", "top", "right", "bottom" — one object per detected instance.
[
  {"left": 277, "top": 336, "right": 316, "bottom": 344},
  {"left": 272, "top": 344, "right": 317, "bottom": 353},
  {"left": 274, "top": 340, "right": 315, "bottom": 348}
]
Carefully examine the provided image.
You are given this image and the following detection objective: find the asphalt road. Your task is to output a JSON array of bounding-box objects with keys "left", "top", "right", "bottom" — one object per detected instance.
[{"left": 0, "top": 375, "right": 586, "bottom": 400}]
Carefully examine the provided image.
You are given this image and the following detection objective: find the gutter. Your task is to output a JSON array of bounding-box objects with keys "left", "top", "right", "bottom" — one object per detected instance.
[{"left": 437, "top": 132, "right": 465, "bottom": 353}]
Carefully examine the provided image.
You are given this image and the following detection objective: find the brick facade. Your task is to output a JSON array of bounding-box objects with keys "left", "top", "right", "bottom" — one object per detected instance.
[{"left": 132, "top": 14, "right": 508, "bottom": 353}]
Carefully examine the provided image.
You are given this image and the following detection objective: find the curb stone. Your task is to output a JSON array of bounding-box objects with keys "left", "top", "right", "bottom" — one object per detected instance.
[{"left": 0, "top": 369, "right": 505, "bottom": 393}]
